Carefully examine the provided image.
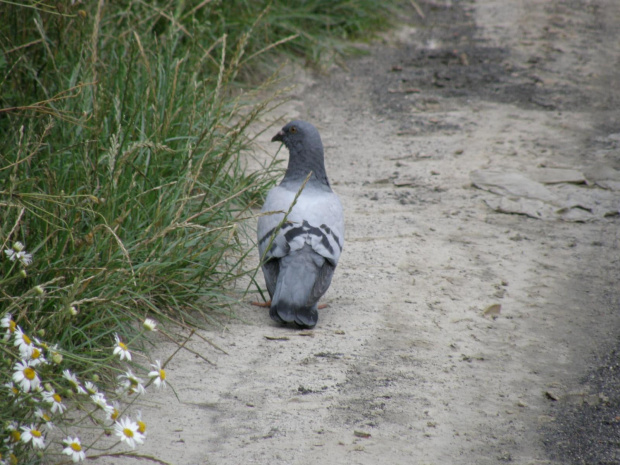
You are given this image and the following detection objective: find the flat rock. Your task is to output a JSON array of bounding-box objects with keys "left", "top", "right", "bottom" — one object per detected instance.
[
  {"left": 471, "top": 170, "right": 560, "bottom": 204},
  {"left": 530, "top": 168, "right": 586, "bottom": 185}
]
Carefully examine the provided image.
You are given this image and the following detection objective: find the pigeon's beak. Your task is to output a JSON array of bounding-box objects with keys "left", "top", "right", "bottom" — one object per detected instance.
[{"left": 271, "top": 130, "right": 285, "bottom": 143}]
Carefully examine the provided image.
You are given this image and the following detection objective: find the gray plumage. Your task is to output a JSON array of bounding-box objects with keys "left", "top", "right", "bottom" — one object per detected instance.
[{"left": 257, "top": 120, "right": 344, "bottom": 328}]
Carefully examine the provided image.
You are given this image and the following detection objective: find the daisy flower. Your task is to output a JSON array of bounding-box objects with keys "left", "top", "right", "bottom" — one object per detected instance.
[
  {"left": 13, "top": 327, "right": 34, "bottom": 358},
  {"left": 1, "top": 313, "right": 16, "bottom": 340},
  {"left": 4, "top": 381, "right": 20, "bottom": 397},
  {"left": 4, "top": 452, "right": 18, "bottom": 465},
  {"left": 136, "top": 411, "right": 147, "bottom": 436},
  {"left": 12, "top": 361, "right": 40, "bottom": 392},
  {"left": 114, "top": 417, "right": 145, "bottom": 449},
  {"left": 62, "top": 436, "right": 86, "bottom": 463},
  {"left": 5, "top": 422, "right": 21, "bottom": 444},
  {"left": 63, "top": 369, "right": 87, "bottom": 394},
  {"left": 142, "top": 318, "right": 157, "bottom": 331},
  {"left": 118, "top": 370, "right": 145, "bottom": 396},
  {"left": 28, "top": 346, "right": 47, "bottom": 365},
  {"left": 34, "top": 408, "right": 55, "bottom": 431},
  {"left": 84, "top": 381, "right": 98, "bottom": 395},
  {"left": 4, "top": 242, "right": 33, "bottom": 266},
  {"left": 90, "top": 392, "right": 114, "bottom": 416},
  {"left": 42, "top": 390, "right": 66, "bottom": 414},
  {"left": 148, "top": 360, "right": 167, "bottom": 389},
  {"left": 106, "top": 401, "right": 121, "bottom": 422},
  {"left": 20, "top": 424, "right": 45, "bottom": 449},
  {"left": 113, "top": 334, "right": 131, "bottom": 361}
]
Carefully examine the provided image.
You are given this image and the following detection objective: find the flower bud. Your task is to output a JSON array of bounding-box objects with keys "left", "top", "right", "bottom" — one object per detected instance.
[
  {"left": 143, "top": 318, "right": 157, "bottom": 331},
  {"left": 34, "top": 285, "right": 45, "bottom": 296},
  {"left": 12, "top": 241, "right": 24, "bottom": 252}
]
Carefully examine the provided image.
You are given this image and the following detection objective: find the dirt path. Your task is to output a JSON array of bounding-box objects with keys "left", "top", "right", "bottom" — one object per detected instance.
[{"left": 104, "top": 1, "right": 620, "bottom": 464}]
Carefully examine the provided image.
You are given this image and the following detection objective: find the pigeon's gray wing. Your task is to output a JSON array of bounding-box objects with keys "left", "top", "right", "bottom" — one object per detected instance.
[
  {"left": 257, "top": 184, "right": 344, "bottom": 265},
  {"left": 257, "top": 186, "right": 290, "bottom": 300},
  {"left": 309, "top": 260, "right": 336, "bottom": 306},
  {"left": 260, "top": 260, "right": 278, "bottom": 299}
]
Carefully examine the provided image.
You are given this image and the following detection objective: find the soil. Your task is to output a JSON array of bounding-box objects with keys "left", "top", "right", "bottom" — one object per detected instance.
[{"left": 102, "top": 1, "right": 620, "bottom": 464}]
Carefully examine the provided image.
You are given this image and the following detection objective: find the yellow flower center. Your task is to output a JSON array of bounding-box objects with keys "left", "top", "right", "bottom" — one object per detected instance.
[
  {"left": 53, "top": 393, "right": 62, "bottom": 403},
  {"left": 23, "top": 333, "right": 31, "bottom": 345},
  {"left": 24, "top": 367, "right": 36, "bottom": 380},
  {"left": 10, "top": 453, "right": 17, "bottom": 465},
  {"left": 123, "top": 428, "right": 134, "bottom": 438},
  {"left": 9, "top": 320, "right": 16, "bottom": 332},
  {"left": 43, "top": 413, "right": 51, "bottom": 422},
  {"left": 137, "top": 420, "right": 146, "bottom": 434},
  {"left": 111, "top": 408, "right": 120, "bottom": 420},
  {"left": 70, "top": 442, "right": 82, "bottom": 452},
  {"left": 32, "top": 348, "right": 41, "bottom": 359},
  {"left": 10, "top": 431, "right": 20, "bottom": 442},
  {"left": 11, "top": 386, "right": 19, "bottom": 395},
  {"left": 119, "top": 341, "right": 128, "bottom": 351},
  {"left": 31, "top": 429, "right": 42, "bottom": 438},
  {"left": 159, "top": 369, "right": 166, "bottom": 380}
]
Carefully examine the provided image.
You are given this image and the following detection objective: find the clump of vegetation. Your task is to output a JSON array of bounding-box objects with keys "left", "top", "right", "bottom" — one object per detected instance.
[
  {"left": 0, "top": 0, "right": 400, "bottom": 462},
  {"left": 2, "top": 307, "right": 170, "bottom": 463}
]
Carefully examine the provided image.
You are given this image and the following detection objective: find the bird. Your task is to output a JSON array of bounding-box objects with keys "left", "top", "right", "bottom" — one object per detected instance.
[{"left": 256, "top": 120, "right": 344, "bottom": 329}]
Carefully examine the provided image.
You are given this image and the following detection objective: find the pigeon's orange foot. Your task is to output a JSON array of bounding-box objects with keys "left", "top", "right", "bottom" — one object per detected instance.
[{"left": 318, "top": 303, "right": 328, "bottom": 310}]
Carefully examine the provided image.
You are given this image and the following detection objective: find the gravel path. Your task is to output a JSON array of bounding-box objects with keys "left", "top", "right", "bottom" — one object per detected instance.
[{"left": 102, "top": 1, "right": 620, "bottom": 464}]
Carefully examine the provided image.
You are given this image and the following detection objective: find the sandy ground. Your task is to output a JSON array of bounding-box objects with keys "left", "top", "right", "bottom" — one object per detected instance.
[{"left": 101, "top": 1, "right": 620, "bottom": 464}]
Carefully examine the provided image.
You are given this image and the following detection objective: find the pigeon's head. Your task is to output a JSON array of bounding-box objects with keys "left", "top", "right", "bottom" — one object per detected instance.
[
  {"left": 271, "top": 120, "right": 322, "bottom": 153},
  {"left": 272, "top": 120, "right": 329, "bottom": 186}
]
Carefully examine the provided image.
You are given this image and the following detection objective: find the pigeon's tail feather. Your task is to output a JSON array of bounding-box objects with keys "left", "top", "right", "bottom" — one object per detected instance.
[
  {"left": 270, "top": 302, "right": 318, "bottom": 328},
  {"left": 294, "top": 305, "right": 319, "bottom": 328},
  {"left": 270, "top": 244, "right": 323, "bottom": 328}
]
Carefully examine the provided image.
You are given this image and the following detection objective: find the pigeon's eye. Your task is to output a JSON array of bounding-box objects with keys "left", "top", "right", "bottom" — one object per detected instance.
[{"left": 289, "top": 126, "right": 297, "bottom": 134}]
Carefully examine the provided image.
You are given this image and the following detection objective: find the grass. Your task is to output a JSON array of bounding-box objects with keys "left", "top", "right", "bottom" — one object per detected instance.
[{"left": 0, "top": 0, "right": 401, "bottom": 462}]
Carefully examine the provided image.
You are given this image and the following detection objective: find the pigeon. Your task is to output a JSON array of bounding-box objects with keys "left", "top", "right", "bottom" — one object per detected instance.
[{"left": 257, "top": 120, "right": 344, "bottom": 328}]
